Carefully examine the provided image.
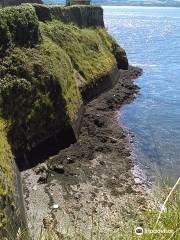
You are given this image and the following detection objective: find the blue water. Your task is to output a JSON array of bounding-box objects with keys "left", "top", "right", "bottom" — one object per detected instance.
[{"left": 104, "top": 6, "right": 180, "bottom": 183}]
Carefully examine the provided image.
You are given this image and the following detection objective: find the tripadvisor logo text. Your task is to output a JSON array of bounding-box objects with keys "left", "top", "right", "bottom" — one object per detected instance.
[{"left": 135, "top": 226, "right": 173, "bottom": 236}]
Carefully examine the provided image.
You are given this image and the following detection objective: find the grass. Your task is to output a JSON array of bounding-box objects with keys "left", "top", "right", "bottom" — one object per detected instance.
[
  {"left": 111, "top": 179, "right": 180, "bottom": 240},
  {"left": 0, "top": 4, "right": 40, "bottom": 54},
  {"left": 0, "top": 119, "right": 13, "bottom": 197},
  {"left": 0, "top": 118, "right": 14, "bottom": 231},
  {"left": 16, "top": 177, "right": 179, "bottom": 240},
  {"left": 40, "top": 20, "right": 117, "bottom": 84}
]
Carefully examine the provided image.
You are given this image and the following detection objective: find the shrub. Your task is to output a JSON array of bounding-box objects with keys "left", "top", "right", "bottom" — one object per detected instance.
[{"left": 0, "top": 4, "right": 40, "bottom": 54}]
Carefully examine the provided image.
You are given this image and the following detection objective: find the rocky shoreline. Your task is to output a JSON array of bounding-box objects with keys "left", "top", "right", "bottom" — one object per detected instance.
[{"left": 22, "top": 66, "right": 147, "bottom": 239}]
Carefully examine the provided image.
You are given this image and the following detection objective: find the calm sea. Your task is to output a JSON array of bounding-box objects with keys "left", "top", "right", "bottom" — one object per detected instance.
[{"left": 104, "top": 6, "right": 180, "bottom": 184}]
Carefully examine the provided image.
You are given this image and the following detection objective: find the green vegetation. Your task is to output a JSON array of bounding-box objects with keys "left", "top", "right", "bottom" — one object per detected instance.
[
  {"left": 109, "top": 181, "right": 180, "bottom": 240},
  {"left": 135, "top": 180, "right": 180, "bottom": 240},
  {"left": 0, "top": 119, "right": 13, "bottom": 198},
  {"left": 41, "top": 20, "right": 117, "bottom": 84},
  {"left": 0, "top": 4, "right": 40, "bottom": 55},
  {"left": 0, "top": 38, "right": 82, "bottom": 153},
  {"left": 0, "top": 119, "right": 14, "bottom": 229}
]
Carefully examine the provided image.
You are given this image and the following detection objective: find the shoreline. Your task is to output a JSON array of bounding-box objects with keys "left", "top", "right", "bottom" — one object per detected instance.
[
  {"left": 118, "top": 112, "right": 153, "bottom": 193},
  {"left": 22, "top": 66, "right": 147, "bottom": 238}
]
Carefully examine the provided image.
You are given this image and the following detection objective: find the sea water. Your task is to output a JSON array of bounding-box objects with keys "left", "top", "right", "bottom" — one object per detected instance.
[{"left": 104, "top": 6, "right": 180, "bottom": 184}]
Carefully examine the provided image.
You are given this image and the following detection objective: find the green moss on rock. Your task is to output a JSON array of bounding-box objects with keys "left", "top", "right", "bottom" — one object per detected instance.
[
  {"left": 112, "top": 42, "right": 129, "bottom": 70},
  {"left": 41, "top": 20, "right": 117, "bottom": 85},
  {"left": 0, "top": 38, "right": 82, "bottom": 153},
  {"left": 96, "top": 28, "right": 129, "bottom": 70},
  {"left": 0, "top": 119, "right": 14, "bottom": 230},
  {"left": 0, "top": 119, "right": 28, "bottom": 239},
  {"left": 0, "top": 120, "right": 14, "bottom": 196}
]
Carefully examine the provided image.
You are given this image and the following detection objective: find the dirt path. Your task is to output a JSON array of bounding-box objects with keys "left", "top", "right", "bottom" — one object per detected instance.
[{"left": 22, "top": 66, "right": 147, "bottom": 239}]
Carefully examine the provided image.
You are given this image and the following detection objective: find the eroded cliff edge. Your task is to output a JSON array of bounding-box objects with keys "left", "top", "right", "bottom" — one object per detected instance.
[{"left": 0, "top": 4, "right": 128, "bottom": 238}]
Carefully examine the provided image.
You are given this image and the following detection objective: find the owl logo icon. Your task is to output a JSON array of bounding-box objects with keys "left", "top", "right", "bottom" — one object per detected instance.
[{"left": 135, "top": 226, "right": 144, "bottom": 236}]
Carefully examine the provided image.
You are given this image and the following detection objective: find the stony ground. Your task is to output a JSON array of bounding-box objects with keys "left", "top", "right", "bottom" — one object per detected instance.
[{"left": 22, "top": 67, "right": 148, "bottom": 239}]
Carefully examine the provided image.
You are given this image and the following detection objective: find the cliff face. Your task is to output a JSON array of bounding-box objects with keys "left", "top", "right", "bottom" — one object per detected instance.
[
  {"left": 0, "top": 4, "right": 128, "bottom": 238},
  {"left": 34, "top": 4, "right": 104, "bottom": 27}
]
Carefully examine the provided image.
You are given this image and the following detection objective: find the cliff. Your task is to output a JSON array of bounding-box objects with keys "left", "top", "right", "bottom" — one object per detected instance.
[{"left": 0, "top": 3, "right": 128, "bottom": 238}]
